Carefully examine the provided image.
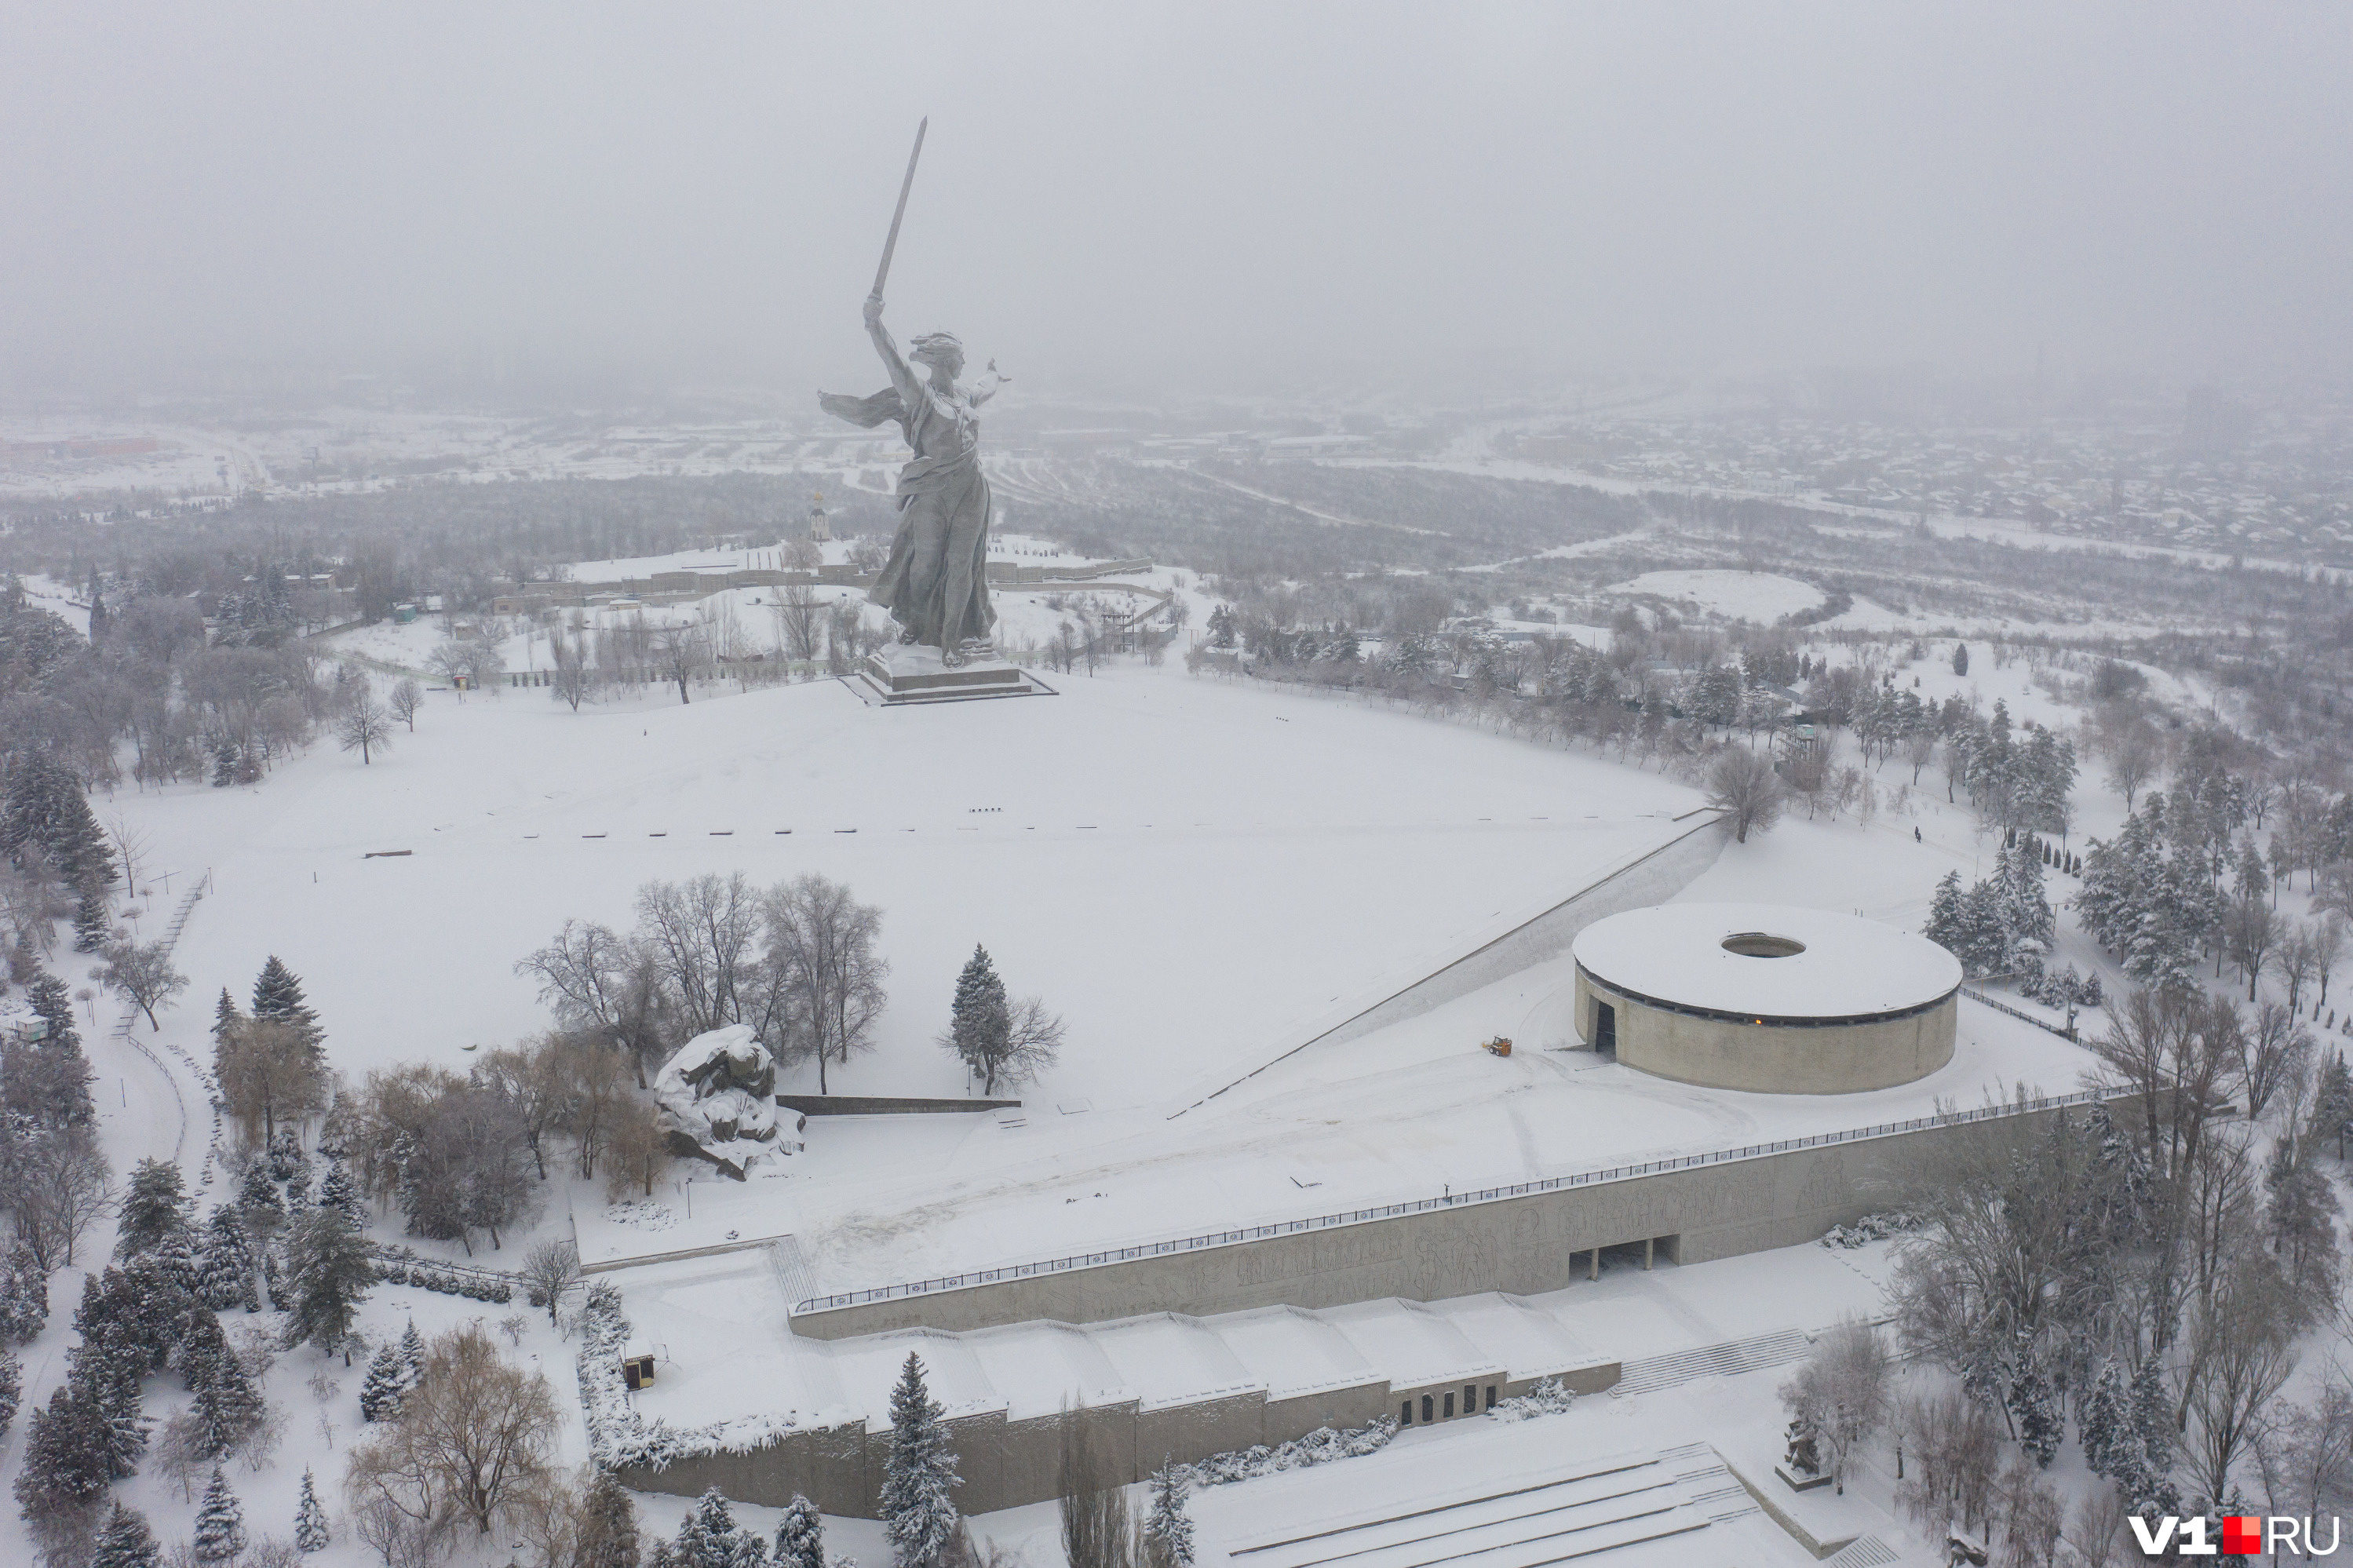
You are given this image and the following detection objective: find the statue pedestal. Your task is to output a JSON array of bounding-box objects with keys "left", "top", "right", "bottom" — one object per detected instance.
[{"left": 848, "top": 646, "right": 1058, "bottom": 706}]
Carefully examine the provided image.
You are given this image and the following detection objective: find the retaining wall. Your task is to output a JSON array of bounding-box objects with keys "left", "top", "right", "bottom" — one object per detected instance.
[
  {"left": 785, "top": 1103, "right": 2059, "bottom": 1341},
  {"left": 776, "top": 1095, "right": 1022, "bottom": 1118},
  {"left": 615, "top": 1338, "right": 1616, "bottom": 1518}
]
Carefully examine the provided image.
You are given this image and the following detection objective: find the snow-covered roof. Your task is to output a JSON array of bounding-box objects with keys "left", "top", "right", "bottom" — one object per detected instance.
[{"left": 1572, "top": 903, "right": 1960, "bottom": 1021}]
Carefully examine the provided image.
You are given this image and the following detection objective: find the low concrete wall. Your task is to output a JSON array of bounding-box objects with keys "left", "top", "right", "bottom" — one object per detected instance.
[
  {"left": 777, "top": 1094, "right": 1022, "bottom": 1117},
  {"left": 1308, "top": 815, "right": 1727, "bottom": 1056},
  {"left": 615, "top": 1329, "right": 1620, "bottom": 1518},
  {"left": 1575, "top": 968, "right": 1960, "bottom": 1094}
]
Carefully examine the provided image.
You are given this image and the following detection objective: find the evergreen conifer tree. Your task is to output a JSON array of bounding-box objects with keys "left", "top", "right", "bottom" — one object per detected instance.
[
  {"left": 89, "top": 1501, "right": 162, "bottom": 1568},
  {"left": 294, "top": 1468, "right": 330, "bottom": 1552},
  {"left": 1923, "top": 870, "right": 1965, "bottom": 957},
  {"left": 72, "top": 882, "right": 111, "bottom": 954},
  {"left": 946, "top": 945, "right": 1012, "bottom": 1092},
  {"left": 578, "top": 1469, "right": 642, "bottom": 1568},
  {"left": 398, "top": 1318, "right": 425, "bottom": 1381},
  {"left": 192, "top": 1467, "right": 246, "bottom": 1566},
  {"left": 878, "top": 1352, "right": 961, "bottom": 1566},
  {"left": 183, "top": 1307, "right": 263, "bottom": 1457},
  {"left": 283, "top": 1207, "right": 371, "bottom": 1360},
  {"left": 24, "top": 971, "right": 80, "bottom": 1052},
  {"left": 772, "top": 1497, "right": 825, "bottom": 1568},
  {"left": 359, "top": 1341, "right": 408, "bottom": 1422},
  {"left": 318, "top": 1157, "right": 365, "bottom": 1225},
  {"left": 196, "top": 1206, "right": 260, "bottom": 1312},
  {"left": 66, "top": 1272, "right": 155, "bottom": 1474},
  {"left": 2008, "top": 1347, "right": 2062, "bottom": 1468},
  {"left": 238, "top": 1158, "right": 284, "bottom": 1227},
  {"left": 673, "top": 1488, "right": 746, "bottom": 1568},
  {"left": 116, "top": 1158, "right": 190, "bottom": 1260},
  {"left": 2316, "top": 1051, "right": 2353, "bottom": 1162},
  {"left": 0, "top": 1344, "right": 20, "bottom": 1437},
  {"left": 1142, "top": 1463, "right": 1195, "bottom": 1568},
  {"left": 250, "top": 957, "right": 323, "bottom": 1058},
  {"left": 0, "top": 1240, "right": 49, "bottom": 1343},
  {"left": 12, "top": 1384, "right": 114, "bottom": 1522}
]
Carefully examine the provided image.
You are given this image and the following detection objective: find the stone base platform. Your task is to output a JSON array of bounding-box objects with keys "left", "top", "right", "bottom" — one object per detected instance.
[{"left": 846, "top": 647, "right": 1058, "bottom": 706}]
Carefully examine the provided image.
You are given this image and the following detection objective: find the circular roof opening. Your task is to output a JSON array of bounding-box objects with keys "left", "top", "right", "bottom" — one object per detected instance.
[{"left": 1721, "top": 932, "right": 1807, "bottom": 958}]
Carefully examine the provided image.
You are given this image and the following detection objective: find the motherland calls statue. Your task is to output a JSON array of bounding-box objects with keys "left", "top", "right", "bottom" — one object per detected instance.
[
  {"left": 818, "top": 297, "right": 1009, "bottom": 665},
  {"left": 818, "top": 119, "right": 1012, "bottom": 670}
]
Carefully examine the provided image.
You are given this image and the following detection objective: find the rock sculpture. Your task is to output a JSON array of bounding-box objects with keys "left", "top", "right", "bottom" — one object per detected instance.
[{"left": 653, "top": 1025, "right": 805, "bottom": 1180}]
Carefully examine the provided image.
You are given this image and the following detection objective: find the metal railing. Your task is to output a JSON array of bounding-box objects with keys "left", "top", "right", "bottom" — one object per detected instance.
[
  {"left": 1961, "top": 986, "right": 2076, "bottom": 1039},
  {"left": 790, "top": 1085, "right": 2114, "bottom": 1315}
]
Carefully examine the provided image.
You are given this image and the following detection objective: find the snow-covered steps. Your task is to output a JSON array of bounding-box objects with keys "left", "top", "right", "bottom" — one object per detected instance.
[
  {"left": 1824, "top": 1538, "right": 1903, "bottom": 1567},
  {"left": 1611, "top": 1326, "right": 1812, "bottom": 1397}
]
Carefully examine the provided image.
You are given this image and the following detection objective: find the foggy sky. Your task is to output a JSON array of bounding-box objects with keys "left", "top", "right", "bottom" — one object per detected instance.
[{"left": 4, "top": 3, "right": 2348, "bottom": 399}]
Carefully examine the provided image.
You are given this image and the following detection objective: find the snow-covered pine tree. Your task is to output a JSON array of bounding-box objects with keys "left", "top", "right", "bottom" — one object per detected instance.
[
  {"left": 2007, "top": 1347, "right": 2062, "bottom": 1468},
  {"left": 773, "top": 1496, "right": 825, "bottom": 1568},
  {"left": 1141, "top": 1462, "right": 1196, "bottom": 1568},
  {"left": 192, "top": 1467, "right": 247, "bottom": 1565},
  {"left": 251, "top": 956, "right": 323, "bottom": 1058},
  {"left": 946, "top": 945, "right": 1012, "bottom": 1092},
  {"left": 283, "top": 1147, "right": 314, "bottom": 1212},
  {"left": 399, "top": 1318, "right": 425, "bottom": 1381},
  {"left": 196, "top": 1206, "right": 259, "bottom": 1312},
  {"left": 319, "top": 1157, "right": 365, "bottom": 1225},
  {"left": 115, "top": 1158, "right": 191, "bottom": 1261},
  {"left": 1958, "top": 878, "right": 2008, "bottom": 978},
  {"left": 2315, "top": 1050, "right": 2353, "bottom": 1162},
  {"left": 673, "top": 1488, "right": 743, "bottom": 1568},
  {"left": 89, "top": 1501, "right": 162, "bottom": 1568},
  {"left": 294, "top": 1468, "right": 330, "bottom": 1552},
  {"left": 24, "top": 971, "right": 81, "bottom": 1052},
  {"left": 71, "top": 881, "right": 111, "bottom": 954},
  {"left": 2128, "top": 1359, "right": 2176, "bottom": 1492},
  {"left": 13, "top": 1384, "right": 114, "bottom": 1523},
  {"left": 359, "top": 1341, "right": 408, "bottom": 1422},
  {"left": 879, "top": 1352, "right": 961, "bottom": 1566},
  {"left": 0, "top": 1344, "right": 19, "bottom": 1437},
  {"left": 266, "top": 1127, "right": 304, "bottom": 1182},
  {"left": 0, "top": 1239, "right": 49, "bottom": 1343},
  {"left": 2000, "top": 839, "right": 2055, "bottom": 972},
  {"left": 184, "top": 1307, "right": 263, "bottom": 1457},
  {"left": 283, "top": 1206, "right": 372, "bottom": 1359},
  {"left": 238, "top": 1158, "right": 285, "bottom": 1229},
  {"left": 66, "top": 1274, "right": 154, "bottom": 1475},
  {"left": 1924, "top": 870, "right": 1965, "bottom": 958},
  {"left": 577, "top": 1469, "right": 642, "bottom": 1568}
]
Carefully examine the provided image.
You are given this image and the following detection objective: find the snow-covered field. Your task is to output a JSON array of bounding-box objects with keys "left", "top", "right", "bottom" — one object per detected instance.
[
  {"left": 1609, "top": 569, "right": 1825, "bottom": 622},
  {"left": 111, "top": 662, "right": 1699, "bottom": 1118}
]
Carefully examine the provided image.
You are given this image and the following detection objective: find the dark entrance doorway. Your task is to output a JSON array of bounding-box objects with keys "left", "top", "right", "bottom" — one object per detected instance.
[{"left": 1594, "top": 1001, "right": 1617, "bottom": 1058}]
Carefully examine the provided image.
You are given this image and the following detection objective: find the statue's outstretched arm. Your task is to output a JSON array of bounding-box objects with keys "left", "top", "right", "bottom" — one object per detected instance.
[
  {"left": 864, "top": 296, "right": 921, "bottom": 405},
  {"left": 969, "top": 358, "right": 1010, "bottom": 408}
]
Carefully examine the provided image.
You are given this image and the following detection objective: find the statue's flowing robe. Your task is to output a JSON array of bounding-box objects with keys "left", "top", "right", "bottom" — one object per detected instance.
[{"left": 818, "top": 381, "right": 995, "bottom": 652}]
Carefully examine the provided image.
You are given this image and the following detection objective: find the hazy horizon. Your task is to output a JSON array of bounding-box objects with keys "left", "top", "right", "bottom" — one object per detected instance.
[{"left": 5, "top": 3, "right": 2349, "bottom": 400}]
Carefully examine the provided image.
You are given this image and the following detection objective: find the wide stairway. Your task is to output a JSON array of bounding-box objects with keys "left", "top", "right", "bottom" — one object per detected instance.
[{"left": 1213, "top": 1442, "right": 1758, "bottom": 1568}]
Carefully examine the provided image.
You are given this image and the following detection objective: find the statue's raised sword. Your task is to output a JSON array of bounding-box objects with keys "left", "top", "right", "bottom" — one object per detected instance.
[{"left": 870, "top": 117, "right": 928, "bottom": 303}]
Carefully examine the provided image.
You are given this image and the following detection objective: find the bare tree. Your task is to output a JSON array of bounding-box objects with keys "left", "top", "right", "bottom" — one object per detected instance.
[
  {"left": 764, "top": 873, "right": 888, "bottom": 1096},
  {"left": 91, "top": 936, "right": 188, "bottom": 1030},
  {"left": 999, "top": 997, "right": 1066, "bottom": 1091},
  {"left": 217, "top": 1016, "right": 330, "bottom": 1146},
  {"left": 633, "top": 873, "right": 763, "bottom": 1039},
  {"left": 2064, "top": 1484, "right": 2130, "bottom": 1568},
  {"left": 1060, "top": 1401, "right": 1140, "bottom": 1568},
  {"left": 337, "top": 698, "right": 396, "bottom": 764},
  {"left": 387, "top": 679, "right": 422, "bottom": 731},
  {"left": 2104, "top": 724, "right": 2160, "bottom": 809},
  {"left": 648, "top": 623, "right": 708, "bottom": 705},
  {"left": 2227, "top": 899, "right": 2281, "bottom": 1001},
  {"left": 0, "top": 1126, "right": 112, "bottom": 1268},
  {"left": 345, "top": 1323, "right": 560, "bottom": 1537},
  {"left": 2184, "top": 1256, "right": 2301, "bottom": 1504},
  {"left": 546, "top": 634, "right": 595, "bottom": 713},
  {"left": 1705, "top": 746, "right": 1784, "bottom": 844},
  {"left": 2237, "top": 1001, "right": 2311, "bottom": 1125},
  {"left": 600, "top": 1096, "right": 668, "bottom": 1201},
  {"left": 2280, "top": 922, "right": 2320, "bottom": 1015},
  {"left": 513, "top": 921, "right": 667, "bottom": 1085},
  {"left": 2316, "top": 913, "right": 2347, "bottom": 1009},
  {"left": 772, "top": 585, "right": 824, "bottom": 676},
  {"left": 1777, "top": 1318, "right": 1889, "bottom": 1494},
  {"left": 518, "top": 1240, "right": 578, "bottom": 1327},
  {"left": 2253, "top": 1373, "right": 2353, "bottom": 1548}
]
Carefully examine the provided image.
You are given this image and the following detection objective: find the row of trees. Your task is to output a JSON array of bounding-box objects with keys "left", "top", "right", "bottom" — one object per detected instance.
[{"left": 520, "top": 873, "right": 888, "bottom": 1095}]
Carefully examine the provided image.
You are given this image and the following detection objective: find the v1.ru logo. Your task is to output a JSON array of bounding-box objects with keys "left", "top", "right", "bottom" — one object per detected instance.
[{"left": 2129, "top": 1514, "right": 2340, "bottom": 1555}]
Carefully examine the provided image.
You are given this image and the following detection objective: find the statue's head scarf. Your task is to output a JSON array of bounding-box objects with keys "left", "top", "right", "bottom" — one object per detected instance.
[{"left": 909, "top": 332, "right": 964, "bottom": 368}]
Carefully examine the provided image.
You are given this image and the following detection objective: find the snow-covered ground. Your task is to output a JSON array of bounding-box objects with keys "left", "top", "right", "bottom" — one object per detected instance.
[{"left": 1608, "top": 569, "right": 1825, "bottom": 622}]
